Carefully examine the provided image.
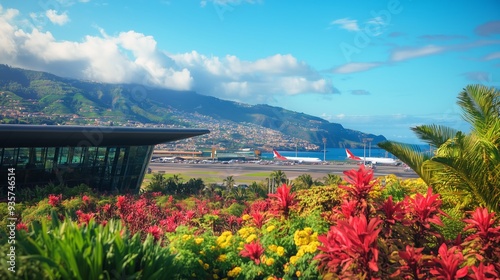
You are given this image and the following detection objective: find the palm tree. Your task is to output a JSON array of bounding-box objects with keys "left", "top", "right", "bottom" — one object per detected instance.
[
  {"left": 270, "top": 170, "right": 288, "bottom": 185},
  {"left": 293, "top": 174, "right": 321, "bottom": 190},
  {"left": 223, "top": 175, "right": 236, "bottom": 189},
  {"left": 323, "top": 174, "right": 342, "bottom": 186},
  {"left": 378, "top": 85, "right": 500, "bottom": 211}
]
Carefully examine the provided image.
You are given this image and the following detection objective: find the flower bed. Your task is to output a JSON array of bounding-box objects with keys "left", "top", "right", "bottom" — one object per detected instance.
[{"left": 1, "top": 165, "right": 499, "bottom": 279}]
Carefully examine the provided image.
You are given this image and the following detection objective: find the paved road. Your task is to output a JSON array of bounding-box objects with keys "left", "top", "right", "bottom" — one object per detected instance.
[{"left": 148, "top": 161, "right": 418, "bottom": 183}]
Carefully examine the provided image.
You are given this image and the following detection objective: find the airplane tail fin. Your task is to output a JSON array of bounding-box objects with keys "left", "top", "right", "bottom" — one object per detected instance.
[
  {"left": 273, "top": 149, "right": 287, "bottom": 160},
  {"left": 345, "top": 149, "right": 361, "bottom": 160}
]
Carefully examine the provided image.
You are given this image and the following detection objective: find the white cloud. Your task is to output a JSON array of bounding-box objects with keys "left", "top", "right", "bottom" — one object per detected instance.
[
  {"left": 333, "top": 62, "right": 381, "bottom": 74},
  {"left": 172, "top": 51, "right": 336, "bottom": 100},
  {"left": 0, "top": 8, "right": 334, "bottom": 101},
  {"left": 390, "top": 45, "right": 445, "bottom": 62},
  {"left": 330, "top": 18, "right": 360, "bottom": 32},
  {"left": 484, "top": 52, "right": 500, "bottom": 60},
  {"left": 46, "top": 10, "right": 69, "bottom": 25}
]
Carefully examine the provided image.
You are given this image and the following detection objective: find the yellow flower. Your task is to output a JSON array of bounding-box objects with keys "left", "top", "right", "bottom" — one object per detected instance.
[
  {"left": 217, "top": 254, "right": 227, "bottom": 262},
  {"left": 213, "top": 274, "right": 219, "bottom": 279},
  {"left": 198, "top": 259, "right": 204, "bottom": 265},
  {"left": 304, "top": 227, "right": 313, "bottom": 235},
  {"left": 266, "top": 225, "right": 276, "bottom": 232},
  {"left": 296, "top": 271, "right": 301, "bottom": 277},
  {"left": 242, "top": 214, "right": 251, "bottom": 221},
  {"left": 203, "top": 263, "right": 210, "bottom": 270},
  {"left": 227, "top": 267, "right": 242, "bottom": 277},
  {"left": 182, "top": 234, "right": 192, "bottom": 241},
  {"left": 296, "top": 248, "right": 305, "bottom": 258},
  {"left": 290, "top": 256, "right": 298, "bottom": 265},
  {"left": 293, "top": 230, "right": 310, "bottom": 246},
  {"left": 238, "top": 226, "right": 256, "bottom": 239},
  {"left": 245, "top": 233, "right": 257, "bottom": 243},
  {"left": 195, "top": 237, "right": 204, "bottom": 244},
  {"left": 276, "top": 246, "right": 285, "bottom": 257},
  {"left": 265, "top": 257, "right": 275, "bottom": 266},
  {"left": 268, "top": 244, "right": 277, "bottom": 252}
]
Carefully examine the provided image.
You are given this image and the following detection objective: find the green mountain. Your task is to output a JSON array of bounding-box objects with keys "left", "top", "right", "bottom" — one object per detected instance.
[{"left": 0, "top": 64, "right": 385, "bottom": 148}]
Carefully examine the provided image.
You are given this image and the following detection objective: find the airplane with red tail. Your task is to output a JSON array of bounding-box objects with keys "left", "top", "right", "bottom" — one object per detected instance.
[
  {"left": 345, "top": 148, "right": 398, "bottom": 165},
  {"left": 272, "top": 149, "right": 322, "bottom": 163}
]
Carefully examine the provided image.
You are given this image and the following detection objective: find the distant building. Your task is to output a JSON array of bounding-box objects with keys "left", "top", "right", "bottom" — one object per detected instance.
[{"left": 0, "top": 125, "right": 209, "bottom": 195}]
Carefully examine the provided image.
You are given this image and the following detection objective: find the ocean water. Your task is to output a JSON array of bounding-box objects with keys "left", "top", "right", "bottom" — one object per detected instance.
[{"left": 261, "top": 148, "right": 397, "bottom": 161}]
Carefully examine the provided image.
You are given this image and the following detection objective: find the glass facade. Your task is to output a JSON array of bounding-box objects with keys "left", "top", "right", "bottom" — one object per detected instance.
[{"left": 0, "top": 145, "right": 153, "bottom": 194}]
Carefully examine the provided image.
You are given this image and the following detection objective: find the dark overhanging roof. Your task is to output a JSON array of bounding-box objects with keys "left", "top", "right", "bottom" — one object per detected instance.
[{"left": 0, "top": 124, "right": 210, "bottom": 148}]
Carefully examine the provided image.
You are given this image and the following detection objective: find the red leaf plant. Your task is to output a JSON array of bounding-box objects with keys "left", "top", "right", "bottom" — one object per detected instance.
[
  {"left": 226, "top": 215, "right": 243, "bottom": 231},
  {"left": 159, "top": 216, "right": 179, "bottom": 233},
  {"left": 268, "top": 184, "right": 296, "bottom": 218},
  {"left": 16, "top": 222, "right": 28, "bottom": 232},
  {"left": 239, "top": 241, "right": 265, "bottom": 264},
  {"left": 75, "top": 210, "right": 94, "bottom": 225},
  {"left": 339, "top": 165, "right": 378, "bottom": 217},
  {"left": 392, "top": 245, "right": 426, "bottom": 280},
  {"left": 403, "top": 187, "right": 447, "bottom": 247},
  {"left": 147, "top": 225, "right": 163, "bottom": 242},
  {"left": 468, "top": 263, "right": 498, "bottom": 280},
  {"left": 379, "top": 196, "right": 405, "bottom": 237},
  {"left": 48, "top": 194, "right": 63, "bottom": 207},
  {"left": 251, "top": 212, "right": 265, "bottom": 229},
  {"left": 428, "top": 243, "right": 469, "bottom": 280},
  {"left": 462, "top": 207, "right": 500, "bottom": 271},
  {"left": 315, "top": 215, "right": 382, "bottom": 279}
]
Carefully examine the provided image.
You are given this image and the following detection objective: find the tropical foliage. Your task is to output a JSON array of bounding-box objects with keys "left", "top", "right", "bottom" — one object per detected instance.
[
  {"left": 2, "top": 166, "right": 500, "bottom": 279},
  {"left": 378, "top": 85, "right": 500, "bottom": 212}
]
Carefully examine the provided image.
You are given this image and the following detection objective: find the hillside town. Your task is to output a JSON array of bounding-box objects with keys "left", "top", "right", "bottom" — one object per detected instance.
[{"left": 0, "top": 91, "right": 319, "bottom": 152}]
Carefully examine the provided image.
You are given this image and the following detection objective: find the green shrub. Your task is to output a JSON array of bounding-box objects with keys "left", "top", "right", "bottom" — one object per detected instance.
[
  {"left": 223, "top": 202, "right": 246, "bottom": 217},
  {"left": 14, "top": 212, "right": 175, "bottom": 279}
]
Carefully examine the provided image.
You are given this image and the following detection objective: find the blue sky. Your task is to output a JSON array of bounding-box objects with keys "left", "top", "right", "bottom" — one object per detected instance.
[{"left": 1, "top": 1, "right": 499, "bottom": 143}]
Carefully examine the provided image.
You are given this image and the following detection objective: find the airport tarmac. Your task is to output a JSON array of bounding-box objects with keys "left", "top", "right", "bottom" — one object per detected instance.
[{"left": 148, "top": 161, "right": 418, "bottom": 184}]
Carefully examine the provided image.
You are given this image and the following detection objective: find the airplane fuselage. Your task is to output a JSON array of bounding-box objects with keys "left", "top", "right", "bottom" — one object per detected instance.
[
  {"left": 272, "top": 149, "right": 322, "bottom": 163},
  {"left": 345, "top": 149, "right": 398, "bottom": 165}
]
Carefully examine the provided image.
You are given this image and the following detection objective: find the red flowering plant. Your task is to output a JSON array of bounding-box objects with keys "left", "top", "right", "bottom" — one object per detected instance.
[
  {"left": 338, "top": 165, "right": 378, "bottom": 218},
  {"left": 251, "top": 211, "right": 265, "bottom": 229},
  {"left": 48, "top": 194, "right": 63, "bottom": 207},
  {"left": 315, "top": 215, "right": 383, "bottom": 279},
  {"left": 461, "top": 207, "right": 500, "bottom": 270},
  {"left": 402, "top": 187, "right": 447, "bottom": 248},
  {"left": 392, "top": 245, "right": 427, "bottom": 280},
  {"left": 75, "top": 210, "right": 94, "bottom": 225},
  {"left": 428, "top": 243, "right": 469, "bottom": 279},
  {"left": 378, "top": 195, "right": 405, "bottom": 238},
  {"left": 468, "top": 263, "right": 498, "bottom": 280},
  {"left": 268, "top": 184, "right": 296, "bottom": 218},
  {"left": 147, "top": 225, "right": 163, "bottom": 242},
  {"left": 239, "top": 240, "right": 265, "bottom": 264}
]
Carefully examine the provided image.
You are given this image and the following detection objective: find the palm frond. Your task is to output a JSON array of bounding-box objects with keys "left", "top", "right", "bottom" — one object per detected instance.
[
  {"left": 410, "top": 124, "right": 458, "bottom": 147},
  {"left": 377, "top": 141, "right": 432, "bottom": 184},
  {"left": 457, "top": 84, "right": 499, "bottom": 136}
]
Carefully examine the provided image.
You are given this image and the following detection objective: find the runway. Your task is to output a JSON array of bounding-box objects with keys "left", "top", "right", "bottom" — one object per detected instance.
[{"left": 148, "top": 161, "right": 419, "bottom": 184}]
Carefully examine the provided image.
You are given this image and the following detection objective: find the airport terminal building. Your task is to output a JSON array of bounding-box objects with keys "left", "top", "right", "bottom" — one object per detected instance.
[{"left": 0, "top": 125, "right": 209, "bottom": 195}]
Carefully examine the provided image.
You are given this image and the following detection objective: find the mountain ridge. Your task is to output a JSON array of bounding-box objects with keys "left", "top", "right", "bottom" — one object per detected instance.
[{"left": 0, "top": 64, "right": 386, "bottom": 149}]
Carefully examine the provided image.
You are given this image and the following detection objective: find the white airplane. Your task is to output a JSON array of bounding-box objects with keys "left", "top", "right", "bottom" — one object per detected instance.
[
  {"left": 345, "top": 148, "right": 398, "bottom": 165},
  {"left": 158, "top": 156, "right": 176, "bottom": 163},
  {"left": 272, "top": 149, "right": 322, "bottom": 163}
]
